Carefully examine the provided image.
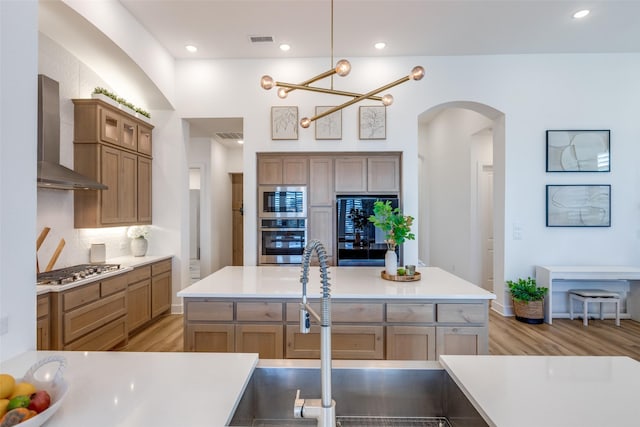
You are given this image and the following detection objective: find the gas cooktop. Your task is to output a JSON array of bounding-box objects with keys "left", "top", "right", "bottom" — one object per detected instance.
[{"left": 37, "top": 264, "right": 122, "bottom": 286}]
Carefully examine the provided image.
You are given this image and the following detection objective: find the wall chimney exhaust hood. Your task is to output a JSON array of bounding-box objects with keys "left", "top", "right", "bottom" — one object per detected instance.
[{"left": 37, "top": 74, "right": 107, "bottom": 190}]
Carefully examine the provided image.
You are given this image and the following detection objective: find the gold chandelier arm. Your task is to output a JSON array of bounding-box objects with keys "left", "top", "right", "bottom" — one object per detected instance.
[
  {"left": 280, "top": 68, "right": 338, "bottom": 96},
  {"left": 276, "top": 82, "right": 383, "bottom": 101},
  {"left": 305, "top": 74, "right": 411, "bottom": 124}
]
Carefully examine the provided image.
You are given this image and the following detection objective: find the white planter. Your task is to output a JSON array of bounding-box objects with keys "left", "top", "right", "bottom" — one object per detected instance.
[
  {"left": 385, "top": 249, "right": 398, "bottom": 276},
  {"left": 91, "top": 93, "right": 152, "bottom": 124},
  {"left": 131, "top": 237, "right": 148, "bottom": 257}
]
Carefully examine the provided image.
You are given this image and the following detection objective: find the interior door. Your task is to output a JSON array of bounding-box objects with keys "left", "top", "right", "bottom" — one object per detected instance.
[{"left": 231, "top": 173, "right": 244, "bottom": 265}]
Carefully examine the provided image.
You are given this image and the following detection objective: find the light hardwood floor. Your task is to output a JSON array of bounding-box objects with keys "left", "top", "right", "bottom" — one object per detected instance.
[{"left": 119, "top": 311, "right": 640, "bottom": 361}]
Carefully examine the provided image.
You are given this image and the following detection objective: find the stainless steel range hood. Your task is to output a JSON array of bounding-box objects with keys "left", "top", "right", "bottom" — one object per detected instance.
[{"left": 37, "top": 74, "right": 107, "bottom": 190}]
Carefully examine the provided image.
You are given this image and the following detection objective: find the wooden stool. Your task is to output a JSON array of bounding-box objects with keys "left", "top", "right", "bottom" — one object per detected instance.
[{"left": 569, "top": 289, "right": 620, "bottom": 327}]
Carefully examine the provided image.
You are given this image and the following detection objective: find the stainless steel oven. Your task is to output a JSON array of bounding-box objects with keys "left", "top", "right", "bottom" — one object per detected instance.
[
  {"left": 258, "top": 186, "right": 307, "bottom": 218},
  {"left": 259, "top": 218, "right": 307, "bottom": 264}
]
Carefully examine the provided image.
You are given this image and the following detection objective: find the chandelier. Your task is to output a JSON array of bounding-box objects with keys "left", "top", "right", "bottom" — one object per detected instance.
[{"left": 260, "top": 0, "right": 424, "bottom": 129}]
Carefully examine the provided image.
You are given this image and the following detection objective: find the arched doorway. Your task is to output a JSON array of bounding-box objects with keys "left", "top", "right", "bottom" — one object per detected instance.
[{"left": 418, "top": 101, "right": 506, "bottom": 311}]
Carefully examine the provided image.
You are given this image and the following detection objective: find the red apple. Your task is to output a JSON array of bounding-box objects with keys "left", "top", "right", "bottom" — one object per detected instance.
[{"left": 28, "top": 390, "right": 51, "bottom": 413}]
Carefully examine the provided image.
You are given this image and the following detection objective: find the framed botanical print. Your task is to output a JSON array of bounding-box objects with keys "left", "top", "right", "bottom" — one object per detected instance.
[
  {"left": 271, "top": 106, "right": 298, "bottom": 140},
  {"left": 359, "top": 105, "right": 386, "bottom": 140},
  {"left": 315, "top": 106, "right": 342, "bottom": 140}
]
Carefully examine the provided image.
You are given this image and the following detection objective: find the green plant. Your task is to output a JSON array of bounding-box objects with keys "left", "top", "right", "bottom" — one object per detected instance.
[
  {"left": 92, "top": 87, "right": 151, "bottom": 119},
  {"left": 368, "top": 200, "right": 415, "bottom": 250},
  {"left": 507, "top": 277, "right": 548, "bottom": 302}
]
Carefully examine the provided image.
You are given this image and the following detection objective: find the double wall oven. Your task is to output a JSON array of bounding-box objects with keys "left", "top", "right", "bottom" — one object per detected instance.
[{"left": 258, "top": 186, "right": 307, "bottom": 264}]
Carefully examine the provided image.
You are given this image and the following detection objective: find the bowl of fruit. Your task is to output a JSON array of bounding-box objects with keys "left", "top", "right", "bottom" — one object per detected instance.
[{"left": 0, "top": 356, "right": 67, "bottom": 427}]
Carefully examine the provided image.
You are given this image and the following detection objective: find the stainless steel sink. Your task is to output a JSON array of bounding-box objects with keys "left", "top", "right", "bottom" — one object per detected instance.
[{"left": 228, "top": 361, "right": 488, "bottom": 427}]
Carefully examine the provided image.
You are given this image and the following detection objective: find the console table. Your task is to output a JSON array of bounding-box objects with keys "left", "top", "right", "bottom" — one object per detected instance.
[{"left": 535, "top": 266, "right": 640, "bottom": 324}]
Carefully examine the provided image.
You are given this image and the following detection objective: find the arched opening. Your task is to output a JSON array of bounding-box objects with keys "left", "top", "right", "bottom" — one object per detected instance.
[{"left": 418, "top": 101, "right": 507, "bottom": 313}]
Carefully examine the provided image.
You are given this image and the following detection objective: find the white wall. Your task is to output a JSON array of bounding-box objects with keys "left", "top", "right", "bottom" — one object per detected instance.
[
  {"left": 421, "top": 108, "right": 492, "bottom": 281},
  {"left": 0, "top": 0, "right": 38, "bottom": 362}
]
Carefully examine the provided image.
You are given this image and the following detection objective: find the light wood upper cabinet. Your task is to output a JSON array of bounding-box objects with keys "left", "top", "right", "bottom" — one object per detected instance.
[
  {"left": 368, "top": 156, "right": 400, "bottom": 193},
  {"left": 258, "top": 156, "right": 308, "bottom": 185},
  {"left": 309, "top": 157, "right": 333, "bottom": 206},
  {"left": 308, "top": 207, "right": 334, "bottom": 258},
  {"left": 137, "top": 156, "right": 152, "bottom": 224},
  {"left": 72, "top": 99, "right": 153, "bottom": 228},
  {"left": 137, "top": 124, "right": 152, "bottom": 156},
  {"left": 335, "top": 157, "right": 367, "bottom": 192}
]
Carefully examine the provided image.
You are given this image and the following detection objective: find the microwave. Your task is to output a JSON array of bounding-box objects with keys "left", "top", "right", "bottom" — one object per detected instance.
[{"left": 258, "top": 186, "right": 307, "bottom": 218}]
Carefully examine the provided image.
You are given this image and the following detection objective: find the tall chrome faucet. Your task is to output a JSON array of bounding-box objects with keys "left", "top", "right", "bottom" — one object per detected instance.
[{"left": 294, "top": 239, "right": 336, "bottom": 427}]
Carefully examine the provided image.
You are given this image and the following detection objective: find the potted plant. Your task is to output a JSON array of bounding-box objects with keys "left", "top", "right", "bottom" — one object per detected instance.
[
  {"left": 507, "top": 277, "right": 548, "bottom": 324},
  {"left": 368, "top": 200, "right": 415, "bottom": 275},
  {"left": 127, "top": 225, "right": 150, "bottom": 257}
]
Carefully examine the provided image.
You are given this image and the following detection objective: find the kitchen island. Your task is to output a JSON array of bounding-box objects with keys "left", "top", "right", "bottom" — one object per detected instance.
[
  {"left": 177, "top": 266, "right": 495, "bottom": 360},
  {"left": 2, "top": 351, "right": 639, "bottom": 427}
]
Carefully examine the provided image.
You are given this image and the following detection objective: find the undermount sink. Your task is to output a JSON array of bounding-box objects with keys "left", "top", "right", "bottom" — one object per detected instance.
[{"left": 228, "top": 361, "right": 488, "bottom": 427}]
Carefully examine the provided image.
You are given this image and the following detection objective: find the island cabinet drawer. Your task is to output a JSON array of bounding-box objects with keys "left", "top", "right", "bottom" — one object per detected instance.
[
  {"left": 101, "top": 274, "right": 128, "bottom": 297},
  {"left": 236, "top": 302, "right": 283, "bottom": 322},
  {"left": 128, "top": 266, "right": 151, "bottom": 284},
  {"left": 63, "top": 282, "right": 100, "bottom": 311},
  {"left": 152, "top": 259, "right": 172, "bottom": 276},
  {"left": 386, "top": 303, "right": 435, "bottom": 323},
  {"left": 185, "top": 300, "right": 233, "bottom": 322},
  {"left": 437, "top": 303, "right": 486, "bottom": 324},
  {"left": 285, "top": 325, "right": 384, "bottom": 359},
  {"left": 286, "top": 302, "right": 383, "bottom": 323},
  {"left": 63, "top": 291, "right": 127, "bottom": 344}
]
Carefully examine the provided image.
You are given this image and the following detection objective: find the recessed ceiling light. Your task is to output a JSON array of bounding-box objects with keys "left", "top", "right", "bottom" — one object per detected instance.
[
  {"left": 573, "top": 9, "right": 590, "bottom": 19},
  {"left": 279, "top": 43, "right": 291, "bottom": 52},
  {"left": 374, "top": 42, "right": 386, "bottom": 50},
  {"left": 237, "top": 140, "right": 244, "bottom": 145},
  {"left": 185, "top": 45, "right": 198, "bottom": 53}
]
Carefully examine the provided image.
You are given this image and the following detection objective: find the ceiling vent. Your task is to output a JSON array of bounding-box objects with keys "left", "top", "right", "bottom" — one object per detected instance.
[
  {"left": 215, "top": 132, "right": 244, "bottom": 141},
  {"left": 250, "top": 35, "right": 274, "bottom": 44}
]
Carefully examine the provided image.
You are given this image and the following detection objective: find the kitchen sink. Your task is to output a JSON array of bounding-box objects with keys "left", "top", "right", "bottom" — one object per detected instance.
[{"left": 228, "top": 361, "right": 488, "bottom": 427}]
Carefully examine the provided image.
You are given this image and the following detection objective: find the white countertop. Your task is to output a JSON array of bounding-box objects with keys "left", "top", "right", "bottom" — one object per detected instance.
[
  {"left": 177, "top": 266, "right": 495, "bottom": 300},
  {"left": 0, "top": 351, "right": 257, "bottom": 427},
  {"left": 36, "top": 255, "right": 172, "bottom": 294},
  {"left": 440, "top": 355, "right": 640, "bottom": 427}
]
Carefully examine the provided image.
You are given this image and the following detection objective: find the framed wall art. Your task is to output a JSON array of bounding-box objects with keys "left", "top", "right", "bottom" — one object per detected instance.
[
  {"left": 546, "top": 130, "right": 610, "bottom": 172},
  {"left": 359, "top": 105, "right": 386, "bottom": 140},
  {"left": 546, "top": 184, "right": 611, "bottom": 227},
  {"left": 315, "top": 106, "right": 342, "bottom": 140},
  {"left": 271, "top": 106, "right": 298, "bottom": 140}
]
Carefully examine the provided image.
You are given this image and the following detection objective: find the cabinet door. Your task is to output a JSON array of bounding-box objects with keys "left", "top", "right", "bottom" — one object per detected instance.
[
  {"left": 283, "top": 157, "right": 308, "bottom": 185},
  {"left": 121, "top": 117, "right": 138, "bottom": 151},
  {"left": 100, "top": 145, "right": 121, "bottom": 224},
  {"left": 151, "top": 271, "right": 171, "bottom": 318},
  {"left": 235, "top": 324, "right": 284, "bottom": 359},
  {"left": 119, "top": 151, "right": 138, "bottom": 223},
  {"left": 309, "top": 158, "right": 333, "bottom": 206},
  {"left": 258, "top": 158, "right": 283, "bottom": 184},
  {"left": 99, "top": 107, "right": 121, "bottom": 145},
  {"left": 387, "top": 326, "right": 435, "bottom": 360},
  {"left": 367, "top": 156, "right": 400, "bottom": 193},
  {"left": 37, "top": 318, "right": 50, "bottom": 351},
  {"left": 308, "top": 207, "right": 333, "bottom": 257},
  {"left": 127, "top": 279, "right": 151, "bottom": 332},
  {"left": 335, "top": 158, "right": 367, "bottom": 192},
  {"left": 185, "top": 324, "right": 234, "bottom": 352},
  {"left": 436, "top": 326, "right": 488, "bottom": 357},
  {"left": 137, "top": 156, "right": 152, "bottom": 223},
  {"left": 137, "top": 125, "right": 152, "bottom": 156}
]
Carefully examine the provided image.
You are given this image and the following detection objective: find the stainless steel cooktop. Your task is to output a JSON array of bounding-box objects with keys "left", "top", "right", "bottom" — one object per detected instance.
[{"left": 37, "top": 264, "right": 122, "bottom": 286}]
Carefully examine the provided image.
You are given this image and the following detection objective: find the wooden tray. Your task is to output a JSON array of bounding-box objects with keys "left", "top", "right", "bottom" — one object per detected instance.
[{"left": 381, "top": 270, "right": 421, "bottom": 282}]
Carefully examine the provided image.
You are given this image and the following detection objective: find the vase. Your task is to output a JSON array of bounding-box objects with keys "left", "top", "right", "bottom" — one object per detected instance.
[
  {"left": 131, "top": 237, "right": 148, "bottom": 257},
  {"left": 385, "top": 249, "right": 398, "bottom": 276}
]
